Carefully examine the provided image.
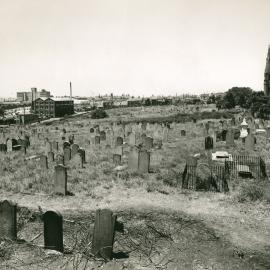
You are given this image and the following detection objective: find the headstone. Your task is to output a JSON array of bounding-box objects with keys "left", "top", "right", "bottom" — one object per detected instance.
[
  {"left": 145, "top": 137, "right": 153, "bottom": 150},
  {"left": 40, "top": 155, "right": 48, "bottom": 169},
  {"left": 205, "top": 136, "right": 213, "bottom": 150},
  {"left": 181, "top": 130, "right": 186, "bottom": 136},
  {"left": 52, "top": 141, "right": 59, "bottom": 151},
  {"left": 0, "top": 200, "right": 17, "bottom": 240},
  {"left": 43, "top": 211, "right": 63, "bottom": 252},
  {"left": 113, "top": 154, "right": 121, "bottom": 165},
  {"left": 128, "top": 133, "right": 136, "bottom": 146},
  {"left": 63, "top": 141, "right": 70, "bottom": 150},
  {"left": 226, "top": 129, "right": 235, "bottom": 147},
  {"left": 55, "top": 154, "right": 64, "bottom": 165},
  {"left": 45, "top": 141, "right": 52, "bottom": 154},
  {"left": 71, "top": 144, "right": 79, "bottom": 158},
  {"left": 116, "top": 136, "right": 123, "bottom": 146},
  {"left": 138, "top": 150, "right": 150, "bottom": 173},
  {"left": 91, "top": 209, "right": 117, "bottom": 260},
  {"left": 0, "top": 143, "right": 7, "bottom": 152},
  {"left": 64, "top": 147, "right": 71, "bottom": 163},
  {"left": 48, "top": 152, "right": 55, "bottom": 162},
  {"left": 78, "top": 148, "right": 86, "bottom": 164},
  {"left": 128, "top": 147, "right": 139, "bottom": 171},
  {"left": 68, "top": 134, "right": 74, "bottom": 145},
  {"left": 90, "top": 128, "right": 95, "bottom": 133},
  {"left": 54, "top": 165, "right": 67, "bottom": 195},
  {"left": 245, "top": 134, "right": 255, "bottom": 151},
  {"left": 73, "top": 153, "right": 84, "bottom": 168},
  {"left": 95, "top": 136, "right": 101, "bottom": 145},
  {"left": 100, "top": 131, "right": 106, "bottom": 141}
]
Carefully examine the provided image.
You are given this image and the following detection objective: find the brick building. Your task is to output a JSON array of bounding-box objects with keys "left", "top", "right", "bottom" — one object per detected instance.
[{"left": 33, "top": 97, "right": 74, "bottom": 118}]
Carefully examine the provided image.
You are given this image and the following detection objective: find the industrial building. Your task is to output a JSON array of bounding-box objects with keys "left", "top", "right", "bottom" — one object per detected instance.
[
  {"left": 17, "top": 88, "right": 50, "bottom": 102},
  {"left": 32, "top": 97, "right": 74, "bottom": 118}
]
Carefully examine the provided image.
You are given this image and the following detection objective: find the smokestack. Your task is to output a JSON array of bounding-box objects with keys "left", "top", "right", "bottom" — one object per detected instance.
[
  {"left": 264, "top": 45, "right": 270, "bottom": 96},
  {"left": 70, "top": 82, "right": 72, "bottom": 99}
]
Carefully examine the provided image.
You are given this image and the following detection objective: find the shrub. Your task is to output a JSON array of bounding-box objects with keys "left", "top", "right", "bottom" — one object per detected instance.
[
  {"left": 91, "top": 109, "right": 108, "bottom": 119},
  {"left": 236, "top": 182, "right": 264, "bottom": 202}
]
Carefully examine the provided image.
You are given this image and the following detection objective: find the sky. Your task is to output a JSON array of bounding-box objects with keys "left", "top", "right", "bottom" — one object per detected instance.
[{"left": 0, "top": 0, "right": 269, "bottom": 98}]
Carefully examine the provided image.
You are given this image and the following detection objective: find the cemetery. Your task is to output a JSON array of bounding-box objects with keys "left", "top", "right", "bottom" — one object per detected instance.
[{"left": 0, "top": 105, "right": 269, "bottom": 269}]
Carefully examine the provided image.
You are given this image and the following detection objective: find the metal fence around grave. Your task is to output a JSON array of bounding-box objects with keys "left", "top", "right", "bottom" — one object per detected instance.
[
  {"left": 182, "top": 162, "right": 229, "bottom": 192},
  {"left": 227, "top": 154, "right": 266, "bottom": 180}
]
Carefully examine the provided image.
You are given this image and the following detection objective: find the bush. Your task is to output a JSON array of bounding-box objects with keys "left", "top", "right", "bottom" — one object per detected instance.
[
  {"left": 91, "top": 109, "right": 108, "bottom": 119},
  {"left": 236, "top": 182, "right": 264, "bottom": 202}
]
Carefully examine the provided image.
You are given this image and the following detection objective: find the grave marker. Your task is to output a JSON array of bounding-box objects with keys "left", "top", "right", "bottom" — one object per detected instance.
[
  {"left": 91, "top": 209, "right": 117, "bottom": 260},
  {"left": 54, "top": 165, "right": 67, "bottom": 195},
  {"left": 43, "top": 210, "right": 63, "bottom": 252},
  {"left": 0, "top": 200, "right": 17, "bottom": 240}
]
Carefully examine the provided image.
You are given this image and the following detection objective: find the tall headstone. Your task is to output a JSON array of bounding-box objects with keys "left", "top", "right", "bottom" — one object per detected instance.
[
  {"left": 40, "top": 155, "right": 48, "bottom": 169},
  {"left": 145, "top": 137, "right": 153, "bottom": 150},
  {"left": 43, "top": 211, "right": 63, "bottom": 252},
  {"left": 116, "top": 136, "right": 123, "bottom": 146},
  {"left": 226, "top": 129, "right": 235, "bottom": 147},
  {"left": 0, "top": 200, "right": 17, "bottom": 240},
  {"left": 113, "top": 154, "right": 121, "bottom": 165},
  {"left": 52, "top": 141, "right": 59, "bottom": 151},
  {"left": 48, "top": 152, "right": 55, "bottom": 162},
  {"left": 54, "top": 165, "right": 67, "bottom": 195},
  {"left": 205, "top": 136, "right": 213, "bottom": 150},
  {"left": 95, "top": 136, "right": 101, "bottom": 145},
  {"left": 245, "top": 134, "right": 255, "bottom": 151},
  {"left": 91, "top": 209, "right": 117, "bottom": 260},
  {"left": 128, "top": 147, "right": 139, "bottom": 171},
  {"left": 64, "top": 147, "right": 71, "bottom": 163},
  {"left": 138, "top": 150, "right": 150, "bottom": 173}
]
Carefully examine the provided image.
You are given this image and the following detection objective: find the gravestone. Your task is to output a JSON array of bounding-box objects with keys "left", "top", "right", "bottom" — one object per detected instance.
[
  {"left": 73, "top": 153, "right": 83, "bottom": 168},
  {"left": 56, "top": 154, "right": 64, "bottom": 165},
  {"left": 128, "top": 147, "right": 139, "bottom": 171},
  {"left": 45, "top": 141, "right": 52, "bottom": 154},
  {"left": 71, "top": 144, "right": 79, "bottom": 158},
  {"left": 245, "top": 134, "right": 255, "bottom": 151},
  {"left": 205, "top": 136, "right": 213, "bottom": 150},
  {"left": 48, "top": 152, "right": 55, "bottom": 162},
  {"left": 64, "top": 147, "right": 71, "bottom": 163},
  {"left": 100, "top": 131, "right": 106, "bottom": 141},
  {"left": 52, "top": 141, "right": 59, "bottom": 151},
  {"left": 114, "top": 146, "right": 123, "bottom": 156},
  {"left": 0, "top": 200, "right": 17, "bottom": 240},
  {"left": 78, "top": 148, "right": 86, "bottom": 164},
  {"left": 138, "top": 150, "right": 150, "bottom": 173},
  {"left": 63, "top": 141, "right": 70, "bottom": 150},
  {"left": 145, "top": 137, "right": 153, "bottom": 150},
  {"left": 90, "top": 128, "right": 95, "bottom": 133},
  {"left": 116, "top": 136, "right": 123, "bottom": 146},
  {"left": 128, "top": 133, "right": 136, "bottom": 146},
  {"left": 181, "top": 130, "right": 186, "bottom": 136},
  {"left": 0, "top": 143, "right": 7, "bottom": 152},
  {"left": 40, "top": 155, "right": 48, "bottom": 169},
  {"left": 54, "top": 165, "right": 67, "bottom": 195},
  {"left": 6, "top": 139, "right": 13, "bottom": 152},
  {"left": 113, "top": 154, "right": 121, "bottom": 165},
  {"left": 43, "top": 211, "right": 63, "bottom": 252},
  {"left": 91, "top": 209, "right": 117, "bottom": 260},
  {"left": 95, "top": 136, "right": 101, "bottom": 145},
  {"left": 226, "top": 129, "right": 235, "bottom": 147},
  {"left": 68, "top": 134, "right": 74, "bottom": 145}
]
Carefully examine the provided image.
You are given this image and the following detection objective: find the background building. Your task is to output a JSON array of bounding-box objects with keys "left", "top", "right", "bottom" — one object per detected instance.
[
  {"left": 33, "top": 97, "right": 74, "bottom": 118},
  {"left": 16, "top": 88, "right": 50, "bottom": 102}
]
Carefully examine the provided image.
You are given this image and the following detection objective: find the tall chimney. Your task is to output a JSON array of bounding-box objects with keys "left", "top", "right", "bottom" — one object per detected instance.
[
  {"left": 264, "top": 45, "right": 270, "bottom": 96},
  {"left": 70, "top": 82, "right": 72, "bottom": 99}
]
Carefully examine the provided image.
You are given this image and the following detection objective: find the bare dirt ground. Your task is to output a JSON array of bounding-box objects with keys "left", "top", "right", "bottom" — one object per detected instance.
[{"left": 0, "top": 106, "right": 270, "bottom": 269}]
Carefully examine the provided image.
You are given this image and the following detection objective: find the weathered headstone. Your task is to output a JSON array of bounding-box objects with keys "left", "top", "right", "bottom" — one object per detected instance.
[
  {"left": 0, "top": 143, "right": 7, "bottom": 152},
  {"left": 181, "top": 130, "right": 186, "bottom": 136},
  {"left": 100, "top": 131, "right": 106, "bottom": 141},
  {"left": 116, "top": 136, "right": 123, "bottom": 146},
  {"left": 71, "top": 144, "right": 79, "bottom": 158},
  {"left": 95, "top": 136, "right": 101, "bottom": 145},
  {"left": 138, "top": 150, "right": 150, "bottom": 173},
  {"left": 205, "top": 136, "right": 213, "bottom": 150},
  {"left": 78, "top": 148, "right": 86, "bottom": 164},
  {"left": 226, "top": 129, "right": 235, "bottom": 147},
  {"left": 56, "top": 154, "right": 64, "bottom": 165},
  {"left": 91, "top": 209, "right": 117, "bottom": 260},
  {"left": 40, "top": 155, "right": 48, "bottom": 169},
  {"left": 128, "top": 147, "right": 139, "bottom": 171},
  {"left": 145, "top": 136, "right": 153, "bottom": 150},
  {"left": 0, "top": 200, "right": 17, "bottom": 240},
  {"left": 52, "top": 141, "right": 59, "bottom": 151},
  {"left": 48, "top": 151, "right": 55, "bottom": 162},
  {"left": 245, "top": 134, "right": 255, "bottom": 151},
  {"left": 113, "top": 154, "right": 121, "bottom": 165},
  {"left": 64, "top": 147, "right": 71, "bottom": 163},
  {"left": 54, "top": 165, "right": 67, "bottom": 195},
  {"left": 43, "top": 210, "right": 63, "bottom": 252}
]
